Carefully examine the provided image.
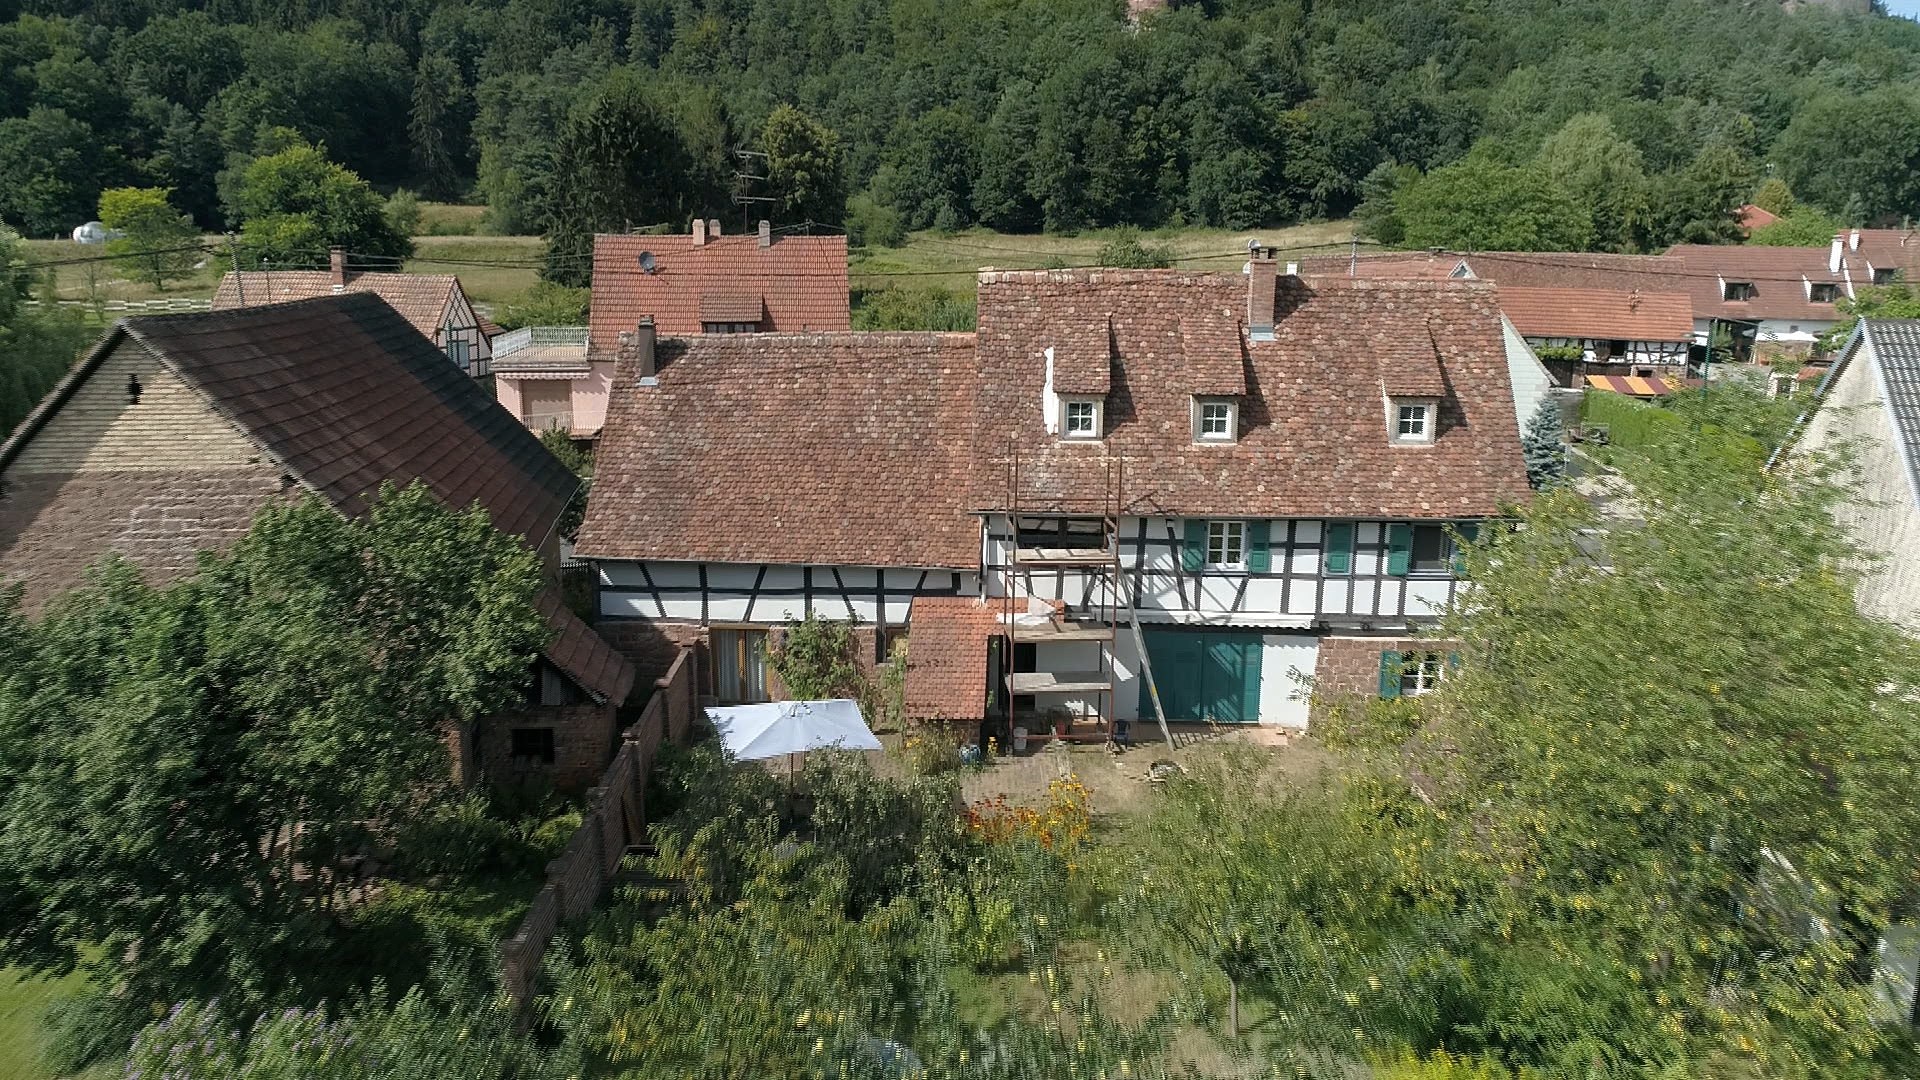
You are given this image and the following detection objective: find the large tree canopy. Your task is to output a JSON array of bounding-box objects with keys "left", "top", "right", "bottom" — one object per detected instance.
[{"left": 233, "top": 136, "right": 413, "bottom": 266}]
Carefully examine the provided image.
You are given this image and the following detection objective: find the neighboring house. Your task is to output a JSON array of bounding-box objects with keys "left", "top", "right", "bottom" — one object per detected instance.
[
  {"left": 588, "top": 219, "right": 849, "bottom": 358},
  {"left": 574, "top": 257, "right": 1531, "bottom": 734},
  {"left": 1793, "top": 319, "right": 1920, "bottom": 633},
  {"left": 212, "top": 248, "right": 492, "bottom": 377},
  {"left": 0, "top": 294, "right": 634, "bottom": 791},
  {"left": 1303, "top": 250, "right": 1697, "bottom": 382},
  {"left": 1738, "top": 204, "right": 1781, "bottom": 235},
  {"left": 491, "top": 326, "right": 609, "bottom": 438},
  {"left": 1667, "top": 232, "right": 1920, "bottom": 361}
]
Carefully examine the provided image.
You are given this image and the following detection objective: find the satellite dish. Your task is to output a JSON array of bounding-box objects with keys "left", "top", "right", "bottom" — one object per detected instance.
[{"left": 638, "top": 251, "right": 656, "bottom": 273}]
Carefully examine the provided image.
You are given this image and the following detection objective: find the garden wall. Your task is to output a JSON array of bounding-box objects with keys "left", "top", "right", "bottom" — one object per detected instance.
[{"left": 499, "top": 646, "right": 698, "bottom": 1006}]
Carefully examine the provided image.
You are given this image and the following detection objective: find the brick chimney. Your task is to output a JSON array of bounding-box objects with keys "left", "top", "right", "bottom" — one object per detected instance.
[
  {"left": 330, "top": 246, "right": 346, "bottom": 289},
  {"left": 758, "top": 219, "right": 771, "bottom": 248},
  {"left": 634, "top": 316, "right": 657, "bottom": 380},
  {"left": 1248, "top": 245, "right": 1277, "bottom": 341},
  {"left": 692, "top": 218, "right": 708, "bottom": 247}
]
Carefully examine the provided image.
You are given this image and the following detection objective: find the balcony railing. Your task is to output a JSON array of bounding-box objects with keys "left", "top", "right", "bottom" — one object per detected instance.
[{"left": 493, "top": 326, "right": 590, "bottom": 359}]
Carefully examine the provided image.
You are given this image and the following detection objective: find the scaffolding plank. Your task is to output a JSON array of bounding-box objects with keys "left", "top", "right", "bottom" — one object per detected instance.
[
  {"left": 1011, "top": 671, "right": 1110, "bottom": 693},
  {"left": 1011, "top": 621, "right": 1116, "bottom": 642}
]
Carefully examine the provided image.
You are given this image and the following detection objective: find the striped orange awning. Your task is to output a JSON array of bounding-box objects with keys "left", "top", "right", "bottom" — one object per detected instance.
[{"left": 1585, "top": 374, "right": 1676, "bottom": 397}]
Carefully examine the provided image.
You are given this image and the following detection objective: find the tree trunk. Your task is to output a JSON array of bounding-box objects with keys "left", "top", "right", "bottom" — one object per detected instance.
[{"left": 1228, "top": 974, "right": 1239, "bottom": 1036}]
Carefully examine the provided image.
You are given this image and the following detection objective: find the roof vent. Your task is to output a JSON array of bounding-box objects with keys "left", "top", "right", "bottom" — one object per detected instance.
[{"left": 638, "top": 251, "right": 656, "bottom": 273}]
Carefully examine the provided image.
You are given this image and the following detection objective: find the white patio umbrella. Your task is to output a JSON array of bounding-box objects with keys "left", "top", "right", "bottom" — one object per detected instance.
[{"left": 705, "top": 699, "right": 881, "bottom": 761}]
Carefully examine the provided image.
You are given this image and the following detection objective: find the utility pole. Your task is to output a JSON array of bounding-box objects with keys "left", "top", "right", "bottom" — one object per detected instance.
[
  {"left": 226, "top": 234, "right": 245, "bottom": 306},
  {"left": 732, "top": 148, "right": 776, "bottom": 233}
]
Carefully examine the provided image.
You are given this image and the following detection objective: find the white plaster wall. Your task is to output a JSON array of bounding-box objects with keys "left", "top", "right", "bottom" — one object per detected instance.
[
  {"left": 1503, "top": 318, "right": 1554, "bottom": 423},
  {"left": 1259, "top": 634, "right": 1319, "bottom": 729}
]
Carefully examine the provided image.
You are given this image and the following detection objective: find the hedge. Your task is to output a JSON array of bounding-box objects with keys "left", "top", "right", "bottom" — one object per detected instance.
[{"left": 1581, "top": 389, "right": 1765, "bottom": 469}]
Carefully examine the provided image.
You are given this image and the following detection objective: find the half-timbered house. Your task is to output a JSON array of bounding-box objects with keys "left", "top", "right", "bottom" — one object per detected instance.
[{"left": 575, "top": 257, "right": 1532, "bottom": 735}]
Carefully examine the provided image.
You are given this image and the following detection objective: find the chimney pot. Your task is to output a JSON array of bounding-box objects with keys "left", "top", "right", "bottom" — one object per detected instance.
[
  {"left": 758, "top": 219, "right": 771, "bottom": 248},
  {"left": 330, "top": 246, "right": 346, "bottom": 288},
  {"left": 1830, "top": 234, "right": 1844, "bottom": 276},
  {"left": 1247, "top": 245, "right": 1277, "bottom": 341},
  {"left": 1850, "top": 228, "right": 1862, "bottom": 251},
  {"left": 635, "top": 317, "right": 657, "bottom": 380},
  {"left": 708, "top": 218, "right": 722, "bottom": 237},
  {"left": 692, "top": 219, "right": 707, "bottom": 247}
]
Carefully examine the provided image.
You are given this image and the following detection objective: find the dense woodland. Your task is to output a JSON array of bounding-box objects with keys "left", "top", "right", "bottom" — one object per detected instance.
[{"left": 5, "top": 0, "right": 1920, "bottom": 264}]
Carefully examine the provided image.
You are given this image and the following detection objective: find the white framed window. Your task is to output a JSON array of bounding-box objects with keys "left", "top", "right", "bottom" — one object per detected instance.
[
  {"left": 1205, "top": 520, "right": 1246, "bottom": 569},
  {"left": 1062, "top": 397, "right": 1102, "bottom": 440},
  {"left": 1192, "top": 397, "right": 1237, "bottom": 442},
  {"left": 1400, "top": 651, "right": 1446, "bottom": 696},
  {"left": 1392, "top": 399, "right": 1436, "bottom": 445}
]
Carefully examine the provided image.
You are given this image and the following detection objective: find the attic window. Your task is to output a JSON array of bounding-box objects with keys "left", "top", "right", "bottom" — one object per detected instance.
[
  {"left": 1062, "top": 398, "right": 1102, "bottom": 440},
  {"left": 702, "top": 321, "right": 759, "bottom": 334},
  {"left": 1192, "top": 398, "right": 1237, "bottom": 443},
  {"left": 1874, "top": 268, "right": 1900, "bottom": 286},
  {"left": 1391, "top": 399, "right": 1436, "bottom": 445},
  {"left": 1809, "top": 282, "right": 1839, "bottom": 304},
  {"left": 1723, "top": 281, "right": 1756, "bottom": 302}
]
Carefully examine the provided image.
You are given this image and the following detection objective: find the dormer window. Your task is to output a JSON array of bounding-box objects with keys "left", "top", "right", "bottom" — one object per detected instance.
[
  {"left": 1723, "top": 281, "right": 1756, "bottom": 302},
  {"left": 1809, "top": 282, "right": 1839, "bottom": 303},
  {"left": 1192, "top": 397, "right": 1237, "bottom": 443},
  {"left": 1391, "top": 399, "right": 1436, "bottom": 445},
  {"left": 1875, "top": 268, "right": 1900, "bottom": 286},
  {"left": 1062, "top": 397, "right": 1102, "bottom": 440}
]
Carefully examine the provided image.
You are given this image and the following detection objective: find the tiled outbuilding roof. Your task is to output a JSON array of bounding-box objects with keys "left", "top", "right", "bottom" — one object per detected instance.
[
  {"left": 117, "top": 294, "right": 578, "bottom": 543},
  {"left": 589, "top": 232, "right": 849, "bottom": 354},
  {"left": 213, "top": 270, "right": 461, "bottom": 340},
  {"left": 901, "top": 596, "right": 1001, "bottom": 721},
  {"left": 1666, "top": 245, "right": 1856, "bottom": 323},
  {"left": 536, "top": 588, "right": 637, "bottom": 704},
  {"left": 575, "top": 331, "right": 982, "bottom": 568},
  {"left": 1456, "top": 251, "right": 1691, "bottom": 295},
  {"left": 1497, "top": 286, "right": 1694, "bottom": 342},
  {"left": 973, "top": 270, "right": 1530, "bottom": 519}
]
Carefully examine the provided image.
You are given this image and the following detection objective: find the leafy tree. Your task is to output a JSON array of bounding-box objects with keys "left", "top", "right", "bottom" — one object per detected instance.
[
  {"left": 1774, "top": 89, "right": 1920, "bottom": 223},
  {"left": 409, "top": 54, "right": 470, "bottom": 201},
  {"left": 539, "top": 70, "right": 686, "bottom": 285},
  {"left": 761, "top": 104, "right": 847, "bottom": 229},
  {"left": 1354, "top": 160, "right": 1419, "bottom": 245},
  {"left": 851, "top": 286, "right": 974, "bottom": 331},
  {"left": 844, "top": 189, "right": 906, "bottom": 248},
  {"left": 765, "top": 613, "right": 868, "bottom": 700},
  {"left": 1819, "top": 282, "right": 1920, "bottom": 350},
  {"left": 1535, "top": 113, "right": 1649, "bottom": 252},
  {"left": 1752, "top": 177, "right": 1795, "bottom": 217},
  {"left": 0, "top": 484, "right": 549, "bottom": 1043},
  {"left": 494, "top": 280, "right": 589, "bottom": 330},
  {"left": 234, "top": 137, "right": 413, "bottom": 266},
  {"left": 0, "top": 106, "right": 101, "bottom": 236},
  {"left": 1396, "top": 157, "right": 1594, "bottom": 252},
  {"left": 1645, "top": 138, "right": 1755, "bottom": 247},
  {"left": 98, "top": 185, "right": 200, "bottom": 287},
  {"left": 1748, "top": 208, "right": 1845, "bottom": 247},
  {"left": 1520, "top": 396, "right": 1565, "bottom": 489},
  {"left": 383, "top": 187, "right": 422, "bottom": 239},
  {"left": 1093, "top": 227, "right": 1173, "bottom": 268},
  {"left": 0, "top": 225, "right": 87, "bottom": 435}
]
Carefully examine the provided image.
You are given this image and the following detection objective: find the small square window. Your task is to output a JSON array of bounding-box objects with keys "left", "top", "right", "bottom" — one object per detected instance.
[
  {"left": 1723, "top": 281, "right": 1756, "bottom": 302},
  {"left": 1400, "top": 652, "right": 1446, "bottom": 696},
  {"left": 1874, "top": 268, "right": 1899, "bottom": 286},
  {"left": 1205, "top": 520, "right": 1246, "bottom": 569},
  {"left": 1809, "top": 283, "right": 1838, "bottom": 303},
  {"left": 1392, "top": 400, "right": 1435, "bottom": 444},
  {"left": 1192, "top": 398, "right": 1237, "bottom": 442},
  {"left": 510, "top": 727, "right": 556, "bottom": 765},
  {"left": 1062, "top": 398, "right": 1101, "bottom": 439}
]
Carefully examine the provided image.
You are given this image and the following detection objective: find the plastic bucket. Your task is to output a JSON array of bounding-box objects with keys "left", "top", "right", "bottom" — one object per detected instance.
[{"left": 1011, "top": 726, "right": 1028, "bottom": 752}]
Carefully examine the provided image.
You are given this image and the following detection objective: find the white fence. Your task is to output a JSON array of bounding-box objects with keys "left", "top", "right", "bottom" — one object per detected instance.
[{"left": 493, "top": 325, "right": 590, "bottom": 358}]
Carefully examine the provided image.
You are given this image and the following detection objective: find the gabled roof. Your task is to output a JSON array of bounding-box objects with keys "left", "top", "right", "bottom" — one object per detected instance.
[
  {"left": 537, "top": 588, "right": 637, "bottom": 705},
  {"left": 212, "top": 270, "right": 462, "bottom": 340},
  {"left": 1848, "top": 320, "right": 1920, "bottom": 503},
  {"left": 1497, "top": 286, "right": 1694, "bottom": 342},
  {"left": 1738, "top": 204, "right": 1781, "bottom": 233},
  {"left": 1666, "top": 245, "right": 1856, "bottom": 323},
  {"left": 1455, "top": 251, "right": 1690, "bottom": 295},
  {"left": 974, "top": 270, "right": 1529, "bottom": 519},
  {"left": 589, "top": 232, "right": 849, "bottom": 353},
  {"left": 575, "top": 331, "right": 981, "bottom": 568},
  {"left": 3, "top": 294, "right": 578, "bottom": 544}
]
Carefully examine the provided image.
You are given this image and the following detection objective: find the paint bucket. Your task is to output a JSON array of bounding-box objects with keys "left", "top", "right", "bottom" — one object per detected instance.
[{"left": 1012, "top": 726, "right": 1028, "bottom": 752}]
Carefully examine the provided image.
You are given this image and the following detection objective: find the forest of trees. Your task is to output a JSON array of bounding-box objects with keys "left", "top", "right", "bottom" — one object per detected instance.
[{"left": 5, "top": 0, "right": 1920, "bottom": 259}]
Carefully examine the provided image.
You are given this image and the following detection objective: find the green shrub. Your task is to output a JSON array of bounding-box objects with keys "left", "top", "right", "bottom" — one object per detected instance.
[
  {"left": 493, "top": 280, "right": 589, "bottom": 330},
  {"left": 396, "top": 794, "right": 513, "bottom": 876},
  {"left": 851, "top": 285, "right": 975, "bottom": 331}
]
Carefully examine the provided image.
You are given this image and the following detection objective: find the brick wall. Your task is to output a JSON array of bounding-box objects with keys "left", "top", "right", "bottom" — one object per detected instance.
[
  {"left": 0, "top": 469, "right": 288, "bottom": 613},
  {"left": 10, "top": 338, "right": 267, "bottom": 473},
  {"left": 1312, "top": 634, "right": 1443, "bottom": 706},
  {"left": 474, "top": 703, "right": 618, "bottom": 793}
]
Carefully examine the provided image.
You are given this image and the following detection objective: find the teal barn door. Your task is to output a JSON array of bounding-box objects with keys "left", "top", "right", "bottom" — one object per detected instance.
[{"left": 1139, "top": 630, "right": 1264, "bottom": 723}]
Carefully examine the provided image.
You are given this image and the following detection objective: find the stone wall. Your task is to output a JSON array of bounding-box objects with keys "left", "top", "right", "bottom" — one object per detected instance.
[{"left": 1311, "top": 634, "right": 1453, "bottom": 712}]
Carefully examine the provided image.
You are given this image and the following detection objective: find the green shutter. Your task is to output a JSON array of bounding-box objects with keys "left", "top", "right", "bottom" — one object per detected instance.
[
  {"left": 1182, "top": 519, "right": 1206, "bottom": 571},
  {"left": 1452, "top": 523, "right": 1479, "bottom": 575},
  {"left": 1386, "top": 523, "right": 1412, "bottom": 576},
  {"left": 1446, "top": 650, "right": 1461, "bottom": 672},
  {"left": 1247, "top": 520, "right": 1271, "bottom": 573},
  {"left": 1378, "top": 650, "right": 1403, "bottom": 698},
  {"left": 1324, "top": 522, "right": 1353, "bottom": 575}
]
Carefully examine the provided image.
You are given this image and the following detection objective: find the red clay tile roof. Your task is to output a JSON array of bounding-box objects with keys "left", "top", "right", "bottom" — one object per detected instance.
[
  {"left": 1455, "top": 251, "right": 1692, "bottom": 295},
  {"left": 575, "top": 331, "right": 982, "bottom": 568},
  {"left": 902, "top": 596, "right": 1000, "bottom": 721},
  {"left": 212, "top": 271, "right": 462, "bottom": 340},
  {"left": 590, "top": 232, "right": 849, "bottom": 354},
  {"left": 1051, "top": 316, "right": 1113, "bottom": 395},
  {"left": 1180, "top": 312, "right": 1247, "bottom": 395},
  {"left": 1739, "top": 204, "right": 1781, "bottom": 232},
  {"left": 119, "top": 294, "right": 578, "bottom": 544},
  {"left": 1666, "top": 244, "right": 1855, "bottom": 323},
  {"left": 536, "top": 587, "right": 637, "bottom": 704},
  {"left": 698, "top": 292, "right": 766, "bottom": 322},
  {"left": 973, "top": 270, "right": 1530, "bottom": 519},
  {"left": 1496, "top": 286, "right": 1694, "bottom": 342}
]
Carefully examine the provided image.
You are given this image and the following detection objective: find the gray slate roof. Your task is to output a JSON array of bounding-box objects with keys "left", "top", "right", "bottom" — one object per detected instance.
[{"left": 1861, "top": 320, "right": 1920, "bottom": 501}]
